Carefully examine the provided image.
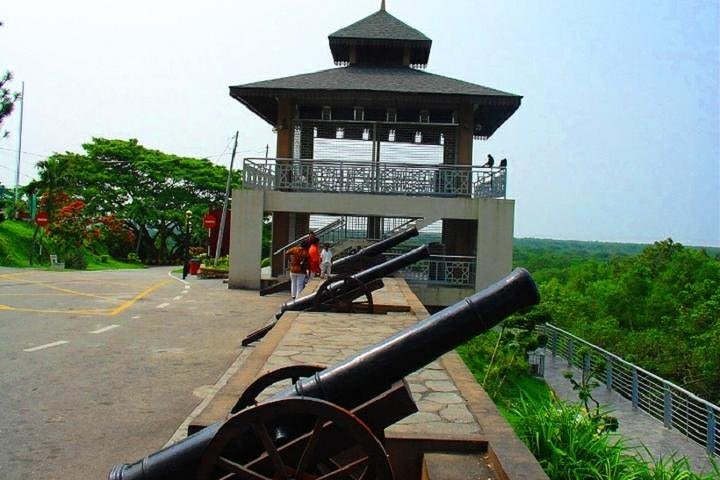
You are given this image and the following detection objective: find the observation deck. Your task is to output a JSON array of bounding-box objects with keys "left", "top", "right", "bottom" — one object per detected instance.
[{"left": 243, "top": 158, "right": 507, "bottom": 199}]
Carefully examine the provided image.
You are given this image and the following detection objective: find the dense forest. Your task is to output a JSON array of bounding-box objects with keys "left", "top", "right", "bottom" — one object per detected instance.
[{"left": 514, "top": 237, "right": 720, "bottom": 404}]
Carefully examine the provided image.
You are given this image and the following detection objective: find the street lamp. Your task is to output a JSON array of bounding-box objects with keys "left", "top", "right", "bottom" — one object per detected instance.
[{"left": 182, "top": 210, "right": 192, "bottom": 279}]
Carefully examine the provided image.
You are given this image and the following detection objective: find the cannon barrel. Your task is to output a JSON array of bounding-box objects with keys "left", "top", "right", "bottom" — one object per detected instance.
[
  {"left": 110, "top": 268, "right": 539, "bottom": 480},
  {"left": 279, "top": 244, "right": 429, "bottom": 315},
  {"left": 332, "top": 227, "right": 419, "bottom": 272}
]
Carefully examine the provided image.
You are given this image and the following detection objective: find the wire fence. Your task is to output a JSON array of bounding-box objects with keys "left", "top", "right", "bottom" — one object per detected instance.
[{"left": 541, "top": 323, "right": 719, "bottom": 457}]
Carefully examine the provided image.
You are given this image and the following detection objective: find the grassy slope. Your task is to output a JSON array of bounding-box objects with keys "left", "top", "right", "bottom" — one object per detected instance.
[
  {"left": 0, "top": 219, "right": 143, "bottom": 270},
  {"left": 0, "top": 219, "right": 36, "bottom": 267}
]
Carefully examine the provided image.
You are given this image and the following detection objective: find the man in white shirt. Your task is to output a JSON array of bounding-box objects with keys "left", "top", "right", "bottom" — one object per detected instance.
[{"left": 320, "top": 244, "right": 333, "bottom": 279}]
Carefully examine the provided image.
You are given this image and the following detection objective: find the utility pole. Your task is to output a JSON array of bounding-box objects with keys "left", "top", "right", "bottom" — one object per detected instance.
[
  {"left": 14, "top": 81, "right": 24, "bottom": 203},
  {"left": 215, "top": 131, "right": 238, "bottom": 265}
]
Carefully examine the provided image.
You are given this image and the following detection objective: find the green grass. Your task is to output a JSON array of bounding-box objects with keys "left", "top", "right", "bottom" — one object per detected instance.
[
  {"left": 0, "top": 219, "right": 36, "bottom": 267},
  {"left": 0, "top": 219, "right": 144, "bottom": 270},
  {"left": 457, "top": 331, "right": 719, "bottom": 479}
]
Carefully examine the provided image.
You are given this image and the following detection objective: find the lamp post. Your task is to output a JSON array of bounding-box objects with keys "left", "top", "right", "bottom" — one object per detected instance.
[{"left": 182, "top": 210, "right": 192, "bottom": 279}]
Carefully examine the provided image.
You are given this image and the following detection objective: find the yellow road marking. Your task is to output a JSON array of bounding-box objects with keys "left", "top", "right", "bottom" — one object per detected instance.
[
  {"left": 0, "top": 304, "right": 110, "bottom": 315},
  {"left": 109, "top": 279, "right": 172, "bottom": 316},
  {"left": 0, "top": 276, "right": 122, "bottom": 303},
  {"left": 0, "top": 274, "right": 172, "bottom": 316}
]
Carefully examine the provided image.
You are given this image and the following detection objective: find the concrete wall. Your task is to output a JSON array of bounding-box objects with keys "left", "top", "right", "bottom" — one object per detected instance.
[
  {"left": 229, "top": 190, "right": 514, "bottom": 293},
  {"left": 228, "top": 189, "right": 264, "bottom": 289}
]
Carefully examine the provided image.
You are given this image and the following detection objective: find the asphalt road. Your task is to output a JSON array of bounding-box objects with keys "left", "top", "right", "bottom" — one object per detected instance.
[{"left": 0, "top": 266, "right": 283, "bottom": 479}]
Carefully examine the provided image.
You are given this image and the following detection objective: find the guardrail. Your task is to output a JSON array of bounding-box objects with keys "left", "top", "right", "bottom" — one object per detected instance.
[
  {"left": 243, "top": 158, "right": 506, "bottom": 199},
  {"left": 541, "top": 323, "right": 719, "bottom": 457},
  {"left": 385, "top": 254, "right": 476, "bottom": 287}
]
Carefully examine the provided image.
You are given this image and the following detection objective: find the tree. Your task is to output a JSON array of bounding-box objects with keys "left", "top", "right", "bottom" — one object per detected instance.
[
  {"left": 1, "top": 22, "right": 19, "bottom": 139},
  {"left": 29, "top": 138, "right": 238, "bottom": 262}
]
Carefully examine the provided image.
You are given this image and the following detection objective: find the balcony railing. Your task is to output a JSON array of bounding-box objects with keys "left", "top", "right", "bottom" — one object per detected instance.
[
  {"left": 384, "top": 253, "right": 476, "bottom": 287},
  {"left": 243, "top": 158, "right": 506, "bottom": 198}
]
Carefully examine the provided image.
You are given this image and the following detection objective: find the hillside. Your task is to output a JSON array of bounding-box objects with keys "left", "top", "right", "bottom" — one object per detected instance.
[
  {"left": 0, "top": 219, "right": 36, "bottom": 267},
  {"left": 0, "top": 219, "right": 142, "bottom": 270}
]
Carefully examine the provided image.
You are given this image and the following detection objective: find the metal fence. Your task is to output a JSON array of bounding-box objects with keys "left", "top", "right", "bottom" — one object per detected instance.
[
  {"left": 243, "top": 158, "right": 506, "bottom": 199},
  {"left": 541, "top": 323, "right": 719, "bottom": 456},
  {"left": 384, "top": 253, "right": 476, "bottom": 287}
]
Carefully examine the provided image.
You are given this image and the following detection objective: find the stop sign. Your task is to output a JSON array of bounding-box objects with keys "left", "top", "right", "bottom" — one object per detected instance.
[
  {"left": 36, "top": 211, "right": 49, "bottom": 226},
  {"left": 203, "top": 213, "right": 217, "bottom": 229}
]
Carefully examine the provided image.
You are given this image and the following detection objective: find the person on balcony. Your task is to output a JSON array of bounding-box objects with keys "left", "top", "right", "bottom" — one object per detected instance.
[
  {"left": 288, "top": 241, "right": 309, "bottom": 300},
  {"left": 308, "top": 237, "right": 321, "bottom": 277},
  {"left": 320, "top": 243, "right": 333, "bottom": 279}
]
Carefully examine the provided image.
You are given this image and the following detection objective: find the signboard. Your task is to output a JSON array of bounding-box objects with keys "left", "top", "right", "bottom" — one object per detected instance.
[
  {"left": 203, "top": 213, "right": 217, "bottom": 229},
  {"left": 36, "top": 211, "right": 49, "bottom": 226}
]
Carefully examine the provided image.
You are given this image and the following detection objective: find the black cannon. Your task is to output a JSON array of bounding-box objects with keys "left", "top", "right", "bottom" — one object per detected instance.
[
  {"left": 242, "top": 245, "right": 430, "bottom": 345},
  {"left": 110, "top": 268, "right": 539, "bottom": 480},
  {"left": 278, "top": 244, "right": 429, "bottom": 317},
  {"left": 259, "top": 227, "right": 419, "bottom": 297}
]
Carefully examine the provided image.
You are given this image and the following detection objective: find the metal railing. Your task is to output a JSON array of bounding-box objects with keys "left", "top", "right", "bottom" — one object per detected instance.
[
  {"left": 385, "top": 254, "right": 476, "bottom": 287},
  {"left": 541, "top": 323, "right": 719, "bottom": 457},
  {"left": 243, "top": 158, "right": 506, "bottom": 199}
]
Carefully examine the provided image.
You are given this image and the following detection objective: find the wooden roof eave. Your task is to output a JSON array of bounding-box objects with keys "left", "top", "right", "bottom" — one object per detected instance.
[
  {"left": 230, "top": 86, "right": 521, "bottom": 107},
  {"left": 229, "top": 87, "right": 522, "bottom": 135}
]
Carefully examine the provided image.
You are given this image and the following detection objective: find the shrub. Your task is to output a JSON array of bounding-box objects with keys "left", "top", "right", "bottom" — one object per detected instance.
[
  {"left": 63, "top": 251, "right": 88, "bottom": 270},
  {"left": 510, "top": 394, "right": 718, "bottom": 480}
]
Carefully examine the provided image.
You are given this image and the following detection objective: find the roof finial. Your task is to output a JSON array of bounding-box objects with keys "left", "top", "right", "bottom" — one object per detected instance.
[{"left": 380, "top": 0, "right": 386, "bottom": 11}]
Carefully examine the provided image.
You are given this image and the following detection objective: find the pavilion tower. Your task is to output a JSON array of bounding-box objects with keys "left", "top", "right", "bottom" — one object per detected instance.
[{"left": 229, "top": 4, "right": 521, "bottom": 305}]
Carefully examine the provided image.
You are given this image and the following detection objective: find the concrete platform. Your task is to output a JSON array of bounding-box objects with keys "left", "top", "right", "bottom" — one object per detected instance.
[{"left": 188, "top": 278, "right": 547, "bottom": 479}]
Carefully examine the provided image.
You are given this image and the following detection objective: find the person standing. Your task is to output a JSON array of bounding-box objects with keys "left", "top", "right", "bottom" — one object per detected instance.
[
  {"left": 320, "top": 243, "right": 333, "bottom": 278},
  {"left": 308, "top": 237, "right": 321, "bottom": 277},
  {"left": 287, "top": 241, "right": 309, "bottom": 299}
]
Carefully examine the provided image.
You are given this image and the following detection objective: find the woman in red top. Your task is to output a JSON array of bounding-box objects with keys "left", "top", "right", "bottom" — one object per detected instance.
[
  {"left": 287, "top": 241, "right": 309, "bottom": 299},
  {"left": 308, "top": 237, "right": 321, "bottom": 277}
]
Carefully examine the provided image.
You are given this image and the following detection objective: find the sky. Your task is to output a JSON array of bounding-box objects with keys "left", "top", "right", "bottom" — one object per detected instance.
[{"left": 1, "top": 0, "right": 718, "bottom": 247}]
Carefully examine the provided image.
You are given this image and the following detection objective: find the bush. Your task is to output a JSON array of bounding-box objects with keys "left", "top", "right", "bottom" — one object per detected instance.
[
  {"left": 127, "top": 253, "right": 141, "bottom": 264},
  {"left": 511, "top": 394, "right": 719, "bottom": 479},
  {"left": 64, "top": 251, "right": 88, "bottom": 270},
  {"left": 99, "top": 254, "right": 109, "bottom": 263}
]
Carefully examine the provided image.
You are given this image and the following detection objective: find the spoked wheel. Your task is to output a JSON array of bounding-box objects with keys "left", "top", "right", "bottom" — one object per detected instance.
[
  {"left": 197, "top": 398, "right": 394, "bottom": 480},
  {"left": 313, "top": 275, "right": 375, "bottom": 314},
  {"left": 230, "top": 364, "right": 326, "bottom": 414}
]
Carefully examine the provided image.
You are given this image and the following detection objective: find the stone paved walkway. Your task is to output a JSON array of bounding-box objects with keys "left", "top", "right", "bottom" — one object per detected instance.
[{"left": 543, "top": 352, "right": 717, "bottom": 474}]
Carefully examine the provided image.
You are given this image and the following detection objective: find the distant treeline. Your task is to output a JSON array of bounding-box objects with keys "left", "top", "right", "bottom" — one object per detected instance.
[{"left": 514, "top": 237, "right": 720, "bottom": 404}]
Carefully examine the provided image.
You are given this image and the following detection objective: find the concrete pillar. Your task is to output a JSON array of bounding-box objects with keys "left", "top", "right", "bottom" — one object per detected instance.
[
  {"left": 229, "top": 189, "right": 264, "bottom": 289},
  {"left": 456, "top": 104, "right": 474, "bottom": 166},
  {"left": 475, "top": 199, "right": 515, "bottom": 290},
  {"left": 271, "top": 97, "right": 295, "bottom": 276},
  {"left": 271, "top": 212, "right": 290, "bottom": 276}
]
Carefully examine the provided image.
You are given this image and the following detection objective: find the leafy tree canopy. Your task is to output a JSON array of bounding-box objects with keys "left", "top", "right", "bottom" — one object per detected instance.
[
  {"left": 27, "top": 138, "right": 239, "bottom": 261},
  {"left": 1, "top": 22, "right": 19, "bottom": 139}
]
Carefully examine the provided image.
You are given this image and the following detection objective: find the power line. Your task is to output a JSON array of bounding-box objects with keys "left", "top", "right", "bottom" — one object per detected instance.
[{"left": 0, "top": 146, "right": 48, "bottom": 158}]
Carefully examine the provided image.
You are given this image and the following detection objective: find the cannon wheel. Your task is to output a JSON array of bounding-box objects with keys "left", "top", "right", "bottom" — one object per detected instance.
[
  {"left": 313, "top": 275, "right": 374, "bottom": 314},
  {"left": 230, "top": 364, "right": 326, "bottom": 414},
  {"left": 196, "top": 397, "right": 394, "bottom": 480}
]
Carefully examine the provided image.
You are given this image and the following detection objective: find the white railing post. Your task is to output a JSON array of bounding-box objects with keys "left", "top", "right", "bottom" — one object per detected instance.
[
  {"left": 707, "top": 406, "right": 716, "bottom": 455},
  {"left": 663, "top": 384, "right": 672, "bottom": 428},
  {"left": 631, "top": 367, "right": 639, "bottom": 410},
  {"left": 605, "top": 353, "right": 613, "bottom": 390}
]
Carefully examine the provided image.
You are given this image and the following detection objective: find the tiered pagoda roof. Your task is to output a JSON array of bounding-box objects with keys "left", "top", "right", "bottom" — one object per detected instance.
[{"left": 230, "top": 3, "right": 521, "bottom": 138}]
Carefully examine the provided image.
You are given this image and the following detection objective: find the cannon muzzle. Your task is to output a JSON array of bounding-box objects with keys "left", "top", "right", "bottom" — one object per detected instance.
[{"left": 110, "top": 267, "right": 539, "bottom": 480}]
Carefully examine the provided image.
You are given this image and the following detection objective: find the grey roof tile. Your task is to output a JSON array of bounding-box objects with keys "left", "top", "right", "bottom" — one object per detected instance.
[
  {"left": 233, "top": 66, "right": 518, "bottom": 97},
  {"left": 329, "top": 9, "right": 430, "bottom": 41}
]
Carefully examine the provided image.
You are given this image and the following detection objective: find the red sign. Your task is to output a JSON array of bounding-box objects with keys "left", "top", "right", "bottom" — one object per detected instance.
[
  {"left": 36, "top": 211, "right": 49, "bottom": 226},
  {"left": 203, "top": 213, "right": 217, "bottom": 229}
]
